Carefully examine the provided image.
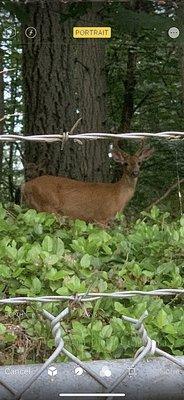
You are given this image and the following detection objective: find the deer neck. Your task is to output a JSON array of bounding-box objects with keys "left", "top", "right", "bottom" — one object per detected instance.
[{"left": 117, "top": 174, "right": 138, "bottom": 192}]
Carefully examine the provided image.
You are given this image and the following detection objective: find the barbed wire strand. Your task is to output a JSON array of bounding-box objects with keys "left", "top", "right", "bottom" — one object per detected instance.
[
  {"left": 0, "top": 131, "right": 184, "bottom": 143},
  {"left": 0, "top": 289, "right": 183, "bottom": 305}
]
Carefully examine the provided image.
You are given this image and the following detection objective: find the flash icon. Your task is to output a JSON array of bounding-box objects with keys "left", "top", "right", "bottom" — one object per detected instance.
[{"left": 25, "top": 27, "right": 37, "bottom": 39}]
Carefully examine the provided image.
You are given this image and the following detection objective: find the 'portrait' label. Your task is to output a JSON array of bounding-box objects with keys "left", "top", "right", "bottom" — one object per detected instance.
[{"left": 73, "top": 27, "right": 111, "bottom": 39}]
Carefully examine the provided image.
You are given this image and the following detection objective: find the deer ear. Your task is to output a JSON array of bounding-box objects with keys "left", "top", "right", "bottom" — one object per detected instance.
[
  {"left": 111, "top": 151, "right": 126, "bottom": 164},
  {"left": 138, "top": 148, "right": 154, "bottom": 162}
]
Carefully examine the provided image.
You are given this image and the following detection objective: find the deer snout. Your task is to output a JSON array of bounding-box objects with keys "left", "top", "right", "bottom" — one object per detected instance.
[{"left": 132, "top": 170, "right": 139, "bottom": 177}]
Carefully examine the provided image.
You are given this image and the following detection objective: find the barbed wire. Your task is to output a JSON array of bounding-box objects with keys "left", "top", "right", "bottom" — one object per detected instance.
[
  {"left": 1, "top": 114, "right": 184, "bottom": 145},
  {"left": 0, "top": 288, "right": 183, "bottom": 304},
  {"left": 0, "top": 131, "right": 184, "bottom": 144},
  {"left": 0, "top": 292, "right": 183, "bottom": 400}
]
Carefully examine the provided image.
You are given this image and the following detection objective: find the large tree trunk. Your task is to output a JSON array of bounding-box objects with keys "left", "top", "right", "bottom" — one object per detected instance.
[{"left": 21, "top": 1, "right": 110, "bottom": 182}]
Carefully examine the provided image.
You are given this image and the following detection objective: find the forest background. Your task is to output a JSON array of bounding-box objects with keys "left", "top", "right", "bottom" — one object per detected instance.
[{"left": 0, "top": 0, "right": 183, "bottom": 217}]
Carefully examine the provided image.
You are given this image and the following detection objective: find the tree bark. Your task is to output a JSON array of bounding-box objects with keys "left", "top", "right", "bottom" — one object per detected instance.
[{"left": 21, "top": 1, "right": 110, "bottom": 182}]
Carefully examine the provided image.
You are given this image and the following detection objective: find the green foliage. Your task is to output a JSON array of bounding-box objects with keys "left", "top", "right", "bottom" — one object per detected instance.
[
  {"left": 111, "top": 4, "right": 171, "bottom": 36},
  {"left": 0, "top": 0, "right": 28, "bottom": 22},
  {"left": 0, "top": 205, "right": 183, "bottom": 364},
  {"left": 106, "top": 5, "right": 184, "bottom": 215},
  {"left": 59, "top": 2, "right": 92, "bottom": 23},
  {"left": 0, "top": 10, "right": 23, "bottom": 203}
]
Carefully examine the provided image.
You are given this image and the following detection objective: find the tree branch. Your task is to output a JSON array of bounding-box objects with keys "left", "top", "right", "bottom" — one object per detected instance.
[
  {"left": 0, "top": 68, "right": 16, "bottom": 75},
  {"left": 146, "top": 179, "right": 184, "bottom": 210},
  {"left": 0, "top": 112, "right": 22, "bottom": 122},
  {"left": 133, "top": 89, "right": 153, "bottom": 112}
]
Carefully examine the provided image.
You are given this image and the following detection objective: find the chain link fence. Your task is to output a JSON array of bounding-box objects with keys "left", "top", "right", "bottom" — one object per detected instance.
[{"left": 0, "top": 290, "right": 184, "bottom": 399}]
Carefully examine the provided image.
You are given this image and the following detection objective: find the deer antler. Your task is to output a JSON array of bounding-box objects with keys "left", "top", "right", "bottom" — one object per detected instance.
[{"left": 136, "top": 138, "right": 148, "bottom": 156}]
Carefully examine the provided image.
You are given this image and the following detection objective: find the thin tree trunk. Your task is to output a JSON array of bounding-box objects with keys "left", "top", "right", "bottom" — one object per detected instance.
[
  {"left": 8, "top": 60, "right": 18, "bottom": 202},
  {"left": 121, "top": 46, "right": 137, "bottom": 132},
  {"left": 114, "top": 43, "right": 137, "bottom": 182},
  {"left": 21, "top": 1, "right": 110, "bottom": 182}
]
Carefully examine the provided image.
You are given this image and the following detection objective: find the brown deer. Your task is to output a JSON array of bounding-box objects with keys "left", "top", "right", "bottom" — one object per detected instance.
[{"left": 21, "top": 146, "right": 154, "bottom": 226}]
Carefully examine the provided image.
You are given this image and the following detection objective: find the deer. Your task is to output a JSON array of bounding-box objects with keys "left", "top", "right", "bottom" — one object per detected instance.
[{"left": 21, "top": 145, "right": 154, "bottom": 226}]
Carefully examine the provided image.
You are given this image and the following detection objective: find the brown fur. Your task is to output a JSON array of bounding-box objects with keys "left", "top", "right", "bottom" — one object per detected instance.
[{"left": 21, "top": 147, "right": 154, "bottom": 225}]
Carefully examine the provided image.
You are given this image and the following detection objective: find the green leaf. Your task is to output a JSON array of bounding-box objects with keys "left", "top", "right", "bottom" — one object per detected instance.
[
  {"left": 42, "top": 236, "right": 53, "bottom": 252},
  {"left": 91, "top": 320, "right": 103, "bottom": 332},
  {"left": 114, "top": 302, "right": 128, "bottom": 316},
  {"left": 173, "top": 230, "right": 179, "bottom": 242},
  {"left": 56, "top": 287, "right": 69, "bottom": 295},
  {"left": 32, "top": 277, "right": 42, "bottom": 294},
  {"left": 71, "top": 237, "right": 86, "bottom": 253},
  {"left": 100, "top": 325, "right": 113, "bottom": 339},
  {"left": 102, "top": 244, "right": 112, "bottom": 255},
  {"left": 47, "top": 270, "right": 70, "bottom": 281},
  {"left": 155, "top": 309, "right": 169, "bottom": 329},
  {"left": 27, "top": 244, "right": 42, "bottom": 263},
  {"left": 44, "top": 254, "right": 59, "bottom": 267},
  {"left": 111, "top": 317, "right": 125, "bottom": 334},
  {"left": 15, "top": 287, "right": 31, "bottom": 295},
  {"left": 72, "top": 321, "right": 87, "bottom": 338},
  {"left": 150, "top": 206, "right": 160, "bottom": 220},
  {"left": 80, "top": 254, "right": 91, "bottom": 268},
  {"left": 97, "top": 279, "right": 107, "bottom": 292},
  {"left": 74, "top": 219, "right": 87, "bottom": 233},
  {"left": 0, "top": 323, "right": 6, "bottom": 334},
  {"left": 6, "top": 245, "right": 17, "bottom": 260},
  {"left": 0, "top": 265, "right": 11, "bottom": 278},
  {"left": 53, "top": 237, "right": 65, "bottom": 257},
  {"left": 163, "top": 324, "right": 176, "bottom": 335},
  {"left": 64, "top": 275, "right": 86, "bottom": 292},
  {"left": 0, "top": 205, "right": 6, "bottom": 220},
  {"left": 23, "top": 209, "right": 37, "bottom": 224},
  {"left": 4, "top": 306, "right": 12, "bottom": 316},
  {"left": 34, "top": 224, "right": 43, "bottom": 235},
  {"left": 106, "top": 335, "right": 119, "bottom": 352},
  {"left": 180, "top": 216, "right": 184, "bottom": 227},
  {"left": 4, "top": 333, "right": 16, "bottom": 343}
]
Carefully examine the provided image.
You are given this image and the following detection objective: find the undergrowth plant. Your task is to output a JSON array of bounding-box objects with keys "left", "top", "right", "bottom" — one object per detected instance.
[{"left": 0, "top": 204, "right": 183, "bottom": 364}]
